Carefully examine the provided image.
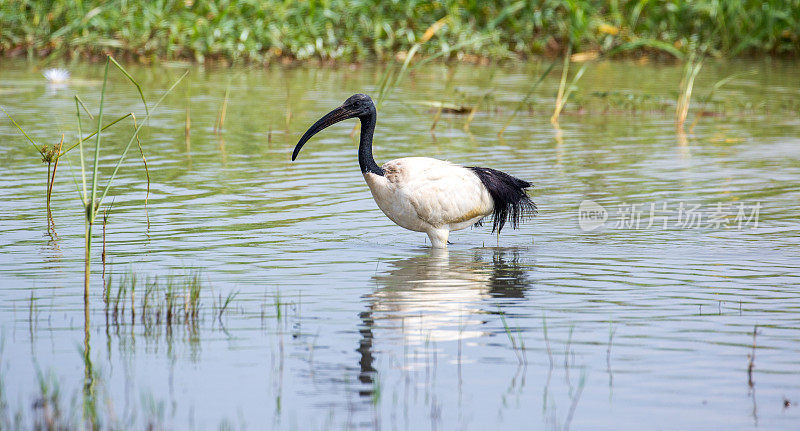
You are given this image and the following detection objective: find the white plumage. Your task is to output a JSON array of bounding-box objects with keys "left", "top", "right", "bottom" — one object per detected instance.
[{"left": 363, "top": 157, "right": 493, "bottom": 247}]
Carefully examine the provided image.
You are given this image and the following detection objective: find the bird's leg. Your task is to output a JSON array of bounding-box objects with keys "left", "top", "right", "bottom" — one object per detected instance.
[{"left": 426, "top": 228, "right": 450, "bottom": 249}]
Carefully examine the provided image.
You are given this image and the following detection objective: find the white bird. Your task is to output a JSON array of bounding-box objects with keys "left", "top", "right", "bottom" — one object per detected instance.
[{"left": 292, "top": 93, "right": 536, "bottom": 248}]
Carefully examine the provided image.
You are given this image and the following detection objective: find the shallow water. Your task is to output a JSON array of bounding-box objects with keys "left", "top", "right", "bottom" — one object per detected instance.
[{"left": 1, "top": 58, "right": 799, "bottom": 429}]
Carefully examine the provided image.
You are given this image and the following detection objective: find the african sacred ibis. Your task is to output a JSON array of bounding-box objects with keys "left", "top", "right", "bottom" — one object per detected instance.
[{"left": 292, "top": 94, "right": 536, "bottom": 248}]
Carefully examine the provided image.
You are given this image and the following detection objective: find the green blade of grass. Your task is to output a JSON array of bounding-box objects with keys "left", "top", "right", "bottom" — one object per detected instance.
[
  {"left": 1, "top": 107, "right": 42, "bottom": 155},
  {"left": 551, "top": 46, "right": 572, "bottom": 124},
  {"left": 413, "top": 34, "right": 491, "bottom": 69},
  {"left": 553, "top": 62, "right": 588, "bottom": 123},
  {"left": 89, "top": 58, "right": 111, "bottom": 221},
  {"left": 57, "top": 113, "right": 134, "bottom": 159},
  {"left": 498, "top": 58, "right": 557, "bottom": 136},
  {"left": 607, "top": 39, "right": 685, "bottom": 59},
  {"left": 74, "top": 97, "right": 88, "bottom": 205},
  {"left": 75, "top": 95, "right": 95, "bottom": 120},
  {"left": 701, "top": 70, "right": 755, "bottom": 104},
  {"left": 131, "top": 114, "right": 151, "bottom": 221},
  {"left": 377, "top": 17, "right": 476, "bottom": 107},
  {"left": 108, "top": 56, "right": 149, "bottom": 117},
  {"left": 378, "top": 34, "right": 492, "bottom": 107},
  {"left": 64, "top": 155, "right": 86, "bottom": 204},
  {"left": 94, "top": 70, "right": 188, "bottom": 219}
]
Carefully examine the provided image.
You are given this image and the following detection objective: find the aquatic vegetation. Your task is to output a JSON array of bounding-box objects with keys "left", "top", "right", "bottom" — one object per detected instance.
[
  {"left": 102, "top": 270, "right": 247, "bottom": 334},
  {"left": 213, "top": 80, "right": 232, "bottom": 136},
  {"left": 3, "top": 57, "right": 186, "bottom": 356},
  {"left": 676, "top": 51, "right": 704, "bottom": 131},
  {"left": 499, "top": 309, "right": 527, "bottom": 365},
  {"left": 1, "top": 0, "right": 797, "bottom": 63},
  {"left": 498, "top": 58, "right": 557, "bottom": 136},
  {"left": 70, "top": 57, "right": 186, "bottom": 295},
  {"left": 0, "top": 110, "right": 65, "bottom": 216},
  {"left": 184, "top": 82, "right": 192, "bottom": 156},
  {"left": 0, "top": 355, "right": 190, "bottom": 429},
  {"left": 551, "top": 48, "right": 589, "bottom": 125}
]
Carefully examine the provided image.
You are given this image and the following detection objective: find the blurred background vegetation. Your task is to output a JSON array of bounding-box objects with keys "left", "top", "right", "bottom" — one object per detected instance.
[{"left": 1, "top": 0, "right": 798, "bottom": 63}]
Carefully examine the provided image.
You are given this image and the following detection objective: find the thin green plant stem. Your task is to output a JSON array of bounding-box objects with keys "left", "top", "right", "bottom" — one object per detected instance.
[
  {"left": 676, "top": 52, "right": 704, "bottom": 129},
  {"left": 412, "top": 34, "right": 491, "bottom": 70},
  {"left": 185, "top": 80, "right": 191, "bottom": 156},
  {"left": 75, "top": 95, "right": 95, "bottom": 120},
  {"left": 391, "top": 44, "right": 421, "bottom": 92},
  {"left": 498, "top": 58, "right": 557, "bottom": 136},
  {"left": 553, "top": 62, "right": 588, "bottom": 123},
  {"left": 430, "top": 105, "right": 443, "bottom": 131},
  {"left": 85, "top": 220, "right": 92, "bottom": 304},
  {"left": 47, "top": 135, "right": 64, "bottom": 210},
  {"left": 499, "top": 310, "right": 523, "bottom": 364},
  {"left": 64, "top": 154, "right": 85, "bottom": 203},
  {"left": 108, "top": 56, "right": 149, "bottom": 117},
  {"left": 376, "top": 17, "right": 454, "bottom": 107},
  {"left": 375, "top": 65, "right": 396, "bottom": 105},
  {"left": 463, "top": 106, "right": 478, "bottom": 132},
  {"left": 46, "top": 159, "right": 51, "bottom": 212},
  {"left": 607, "top": 39, "right": 684, "bottom": 59},
  {"left": 550, "top": 44, "right": 586, "bottom": 124},
  {"left": 701, "top": 71, "right": 754, "bottom": 105},
  {"left": 131, "top": 114, "right": 151, "bottom": 228},
  {"left": 1, "top": 107, "right": 43, "bottom": 155},
  {"left": 74, "top": 97, "right": 88, "bottom": 205},
  {"left": 90, "top": 58, "right": 111, "bottom": 223},
  {"left": 376, "top": 36, "right": 486, "bottom": 106},
  {"left": 215, "top": 82, "right": 231, "bottom": 135},
  {"left": 79, "top": 58, "right": 187, "bottom": 291},
  {"left": 58, "top": 113, "right": 134, "bottom": 158},
  {"left": 95, "top": 70, "right": 188, "bottom": 218},
  {"left": 381, "top": 16, "right": 448, "bottom": 104},
  {"left": 551, "top": 47, "right": 572, "bottom": 124},
  {"left": 376, "top": 34, "right": 491, "bottom": 107}
]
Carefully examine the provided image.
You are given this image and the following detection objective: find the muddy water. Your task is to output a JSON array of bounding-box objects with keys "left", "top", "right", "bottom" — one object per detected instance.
[{"left": 0, "top": 58, "right": 798, "bottom": 429}]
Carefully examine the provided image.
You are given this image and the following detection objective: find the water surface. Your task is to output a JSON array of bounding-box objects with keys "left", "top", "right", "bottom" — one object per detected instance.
[{"left": 0, "top": 58, "right": 799, "bottom": 429}]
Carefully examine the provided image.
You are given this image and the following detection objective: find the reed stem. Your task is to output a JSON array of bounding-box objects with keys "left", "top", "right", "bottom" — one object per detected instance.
[{"left": 84, "top": 220, "right": 92, "bottom": 302}]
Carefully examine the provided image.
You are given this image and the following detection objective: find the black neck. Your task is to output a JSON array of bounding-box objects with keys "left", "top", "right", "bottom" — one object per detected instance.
[{"left": 358, "top": 109, "right": 384, "bottom": 175}]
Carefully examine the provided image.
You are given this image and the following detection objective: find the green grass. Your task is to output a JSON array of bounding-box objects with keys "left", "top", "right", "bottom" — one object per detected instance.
[
  {"left": 105, "top": 270, "right": 208, "bottom": 329},
  {"left": 72, "top": 56, "right": 185, "bottom": 302},
  {"left": 1, "top": 0, "right": 798, "bottom": 64}
]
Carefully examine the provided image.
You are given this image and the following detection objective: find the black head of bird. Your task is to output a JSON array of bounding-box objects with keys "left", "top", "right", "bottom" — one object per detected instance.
[{"left": 292, "top": 93, "right": 375, "bottom": 162}]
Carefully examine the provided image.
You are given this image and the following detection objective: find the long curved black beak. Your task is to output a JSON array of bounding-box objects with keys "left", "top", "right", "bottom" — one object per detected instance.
[{"left": 292, "top": 105, "right": 356, "bottom": 161}]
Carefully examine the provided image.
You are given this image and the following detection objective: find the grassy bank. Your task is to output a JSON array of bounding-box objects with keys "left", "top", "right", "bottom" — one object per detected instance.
[{"left": 1, "top": 1, "right": 799, "bottom": 64}]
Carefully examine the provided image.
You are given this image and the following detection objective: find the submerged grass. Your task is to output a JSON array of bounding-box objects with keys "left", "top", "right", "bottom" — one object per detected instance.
[
  {"left": 99, "top": 270, "right": 296, "bottom": 335},
  {"left": 103, "top": 270, "right": 224, "bottom": 333},
  {"left": 2, "top": 56, "right": 185, "bottom": 295},
  {"left": 499, "top": 310, "right": 527, "bottom": 365},
  {"left": 1, "top": 351, "right": 180, "bottom": 429},
  {"left": 2, "top": 1, "right": 798, "bottom": 64}
]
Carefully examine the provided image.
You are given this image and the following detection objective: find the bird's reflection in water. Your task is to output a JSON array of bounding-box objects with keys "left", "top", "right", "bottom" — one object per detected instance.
[
  {"left": 478, "top": 248, "right": 532, "bottom": 298},
  {"left": 356, "top": 247, "right": 534, "bottom": 395}
]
